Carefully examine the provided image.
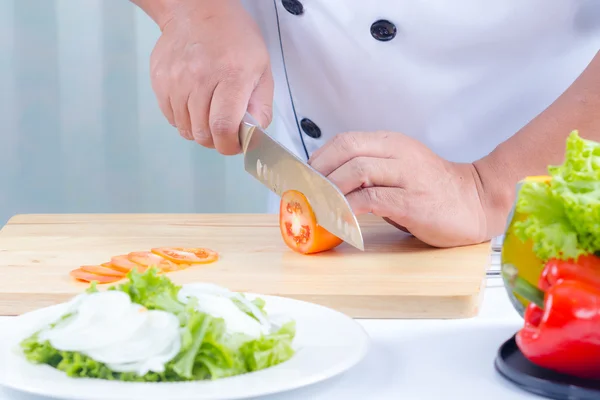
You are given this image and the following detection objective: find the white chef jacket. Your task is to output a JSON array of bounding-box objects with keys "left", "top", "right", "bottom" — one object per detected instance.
[{"left": 240, "top": 1, "right": 600, "bottom": 214}]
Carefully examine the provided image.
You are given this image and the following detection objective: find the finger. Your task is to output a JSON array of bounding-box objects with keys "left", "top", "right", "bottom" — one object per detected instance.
[
  {"left": 383, "top": 217, "right": 411, "bottom": 234},
  {"left": 171, "top": 93, "right": 193, "bottom": 140},
  {"left": 247, "top": 69, "right": 274, "bottom": 128},
  {"left": 188, "top": 86, "right": 215, "bottom": 148},
  {"left": 209, "top": 77, "right": 255, "bottom": 155},
  {"left": 150, "top": 66, "right": 176, "bottom": 128},
  {"left": 346, "top": 187, "right": 408, "bottom": 221},
  {"left": 309, "top": 131, "right": 396, "bottom": 176},
  {"left": 157, "top": 96, "right": 176, "bottom": 128},
  {"left": 327, "top": 157, "right": 402, "bottom": 195},
  {"left": 171, "top": 95, "right": 192, "bottom": 140}
]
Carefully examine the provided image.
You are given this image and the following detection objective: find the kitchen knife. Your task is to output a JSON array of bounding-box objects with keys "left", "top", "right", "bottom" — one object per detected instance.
[{"left": 238, "top": 112, "right": 364, "bottom": 251}]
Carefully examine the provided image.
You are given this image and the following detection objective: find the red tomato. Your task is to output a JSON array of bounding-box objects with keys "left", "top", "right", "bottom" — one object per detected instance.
[
  {"left": 279, "top": 190, "right": 343, "bottom": 254},
  {"left": 70, "top": 268, "right": 123, "bottom": 284},
  {"left": 80, "top": 264, "right": 125, "bottom": 277},
  {"left": 110, "top": 255, "right": 147, "bottom": 273},
  {"left": 151, "top": 247, "right": 219, "bottom": 264},
  {"left": 127, "top": 251, "right": 181, "bottom": 272}
]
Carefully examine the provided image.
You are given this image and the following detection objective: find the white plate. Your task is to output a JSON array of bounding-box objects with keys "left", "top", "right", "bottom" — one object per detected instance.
[{"left": 0, "top": 292, "right": 369, "bottom": 400}]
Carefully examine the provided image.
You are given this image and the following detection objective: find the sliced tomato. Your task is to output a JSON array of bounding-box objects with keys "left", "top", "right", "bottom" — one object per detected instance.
[
  {"left": 127, "top": 251, "right": 181, "bottom": 272},
  {"left": 70, "top": 268, "right": 123, "bottom": 284},
  {"left": 151, "top": 247, "right": 219, "bottom": 264},
  {"left": 279, "top": 190, "right": 343, "bottom": 254},
  {"left": 80, "top": 264, "right": 125, "bottom": 277},
  {"left": 110, "top": 255, "right": 147, "bottom": 273}
]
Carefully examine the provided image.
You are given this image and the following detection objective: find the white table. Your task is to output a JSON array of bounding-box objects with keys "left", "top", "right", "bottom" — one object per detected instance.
[{"left": 0, "top": 255, "right": 541, "bottom": 400}]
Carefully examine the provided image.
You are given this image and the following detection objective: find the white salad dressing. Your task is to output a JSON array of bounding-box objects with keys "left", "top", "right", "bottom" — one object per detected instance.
[
  {"left": 178, "top": 283, "right": 272, "bottom": 338},
  {"left": 38, "top": 291, "right": 181, "bottom": 376}
]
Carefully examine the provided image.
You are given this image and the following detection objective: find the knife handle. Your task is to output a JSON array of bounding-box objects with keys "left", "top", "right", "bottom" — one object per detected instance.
[{"left": 238, "top": 112, "right": 260, "bottom": 154}]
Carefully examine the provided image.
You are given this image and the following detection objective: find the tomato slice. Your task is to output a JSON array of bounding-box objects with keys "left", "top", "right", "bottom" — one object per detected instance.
[
  {"left": 127, "top": 251, "right": 181, "bottom": 272},
  {"left": 110, "top": 255, "right": 147, "bottom": 273},
  {"left": 70, "top": 268, "right": 124, "bottom": 284},
  {"left": 151, "top": 247, "right": 219, "bottom": 264},
  {"left": 279, "top": 190, "right": 343, "bottom": 254},
  {"left": 80, "top": 264, "right": 125, "bottom": 277}
]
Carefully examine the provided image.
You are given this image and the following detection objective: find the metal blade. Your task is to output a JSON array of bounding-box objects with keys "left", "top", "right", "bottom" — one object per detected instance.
[{"left": 239, "top": 113, "right": 364, "bottom": 251}]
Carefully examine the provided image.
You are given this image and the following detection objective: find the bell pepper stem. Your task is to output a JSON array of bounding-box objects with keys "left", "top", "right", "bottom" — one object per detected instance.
[{"left": 503, "top": 263, "right": 546, "bottom": 309}]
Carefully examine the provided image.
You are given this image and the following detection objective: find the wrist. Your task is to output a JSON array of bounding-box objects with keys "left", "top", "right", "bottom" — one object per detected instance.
[
  {"left": 472, "top": 153, "right": 519, "bottom": 240},
  {"left": 129, "top": 0, "right": 181, "bottom": 30},
  {"left": 131, "top": 0, "right": 240, "bottom": 31}
]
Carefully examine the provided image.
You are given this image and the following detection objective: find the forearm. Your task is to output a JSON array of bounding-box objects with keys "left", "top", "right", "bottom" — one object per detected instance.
[{"left": 474, "top": 50, "right": 600, "bottom": 237}]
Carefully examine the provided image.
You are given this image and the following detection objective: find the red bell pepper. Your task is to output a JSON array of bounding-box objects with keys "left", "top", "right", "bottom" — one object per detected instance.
[
  {"left": 516, "top": 279, "right": 600, "bottom": 379},
  {"left": 539, "top": 254, "right": 600, "bottom": 291}
]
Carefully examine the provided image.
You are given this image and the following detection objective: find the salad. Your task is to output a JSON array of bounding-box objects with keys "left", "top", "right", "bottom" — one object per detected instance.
[
  {"left": 501, "top": 130, "right": 600, "bottom": 379},
  {"left": 20, "top": 268, "right": 296, "bottom": 382}
]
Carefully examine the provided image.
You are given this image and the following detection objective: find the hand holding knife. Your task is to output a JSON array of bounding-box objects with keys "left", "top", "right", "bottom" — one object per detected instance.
[{"left": 238, "top": 112, "right": 364, "bottom": 251}]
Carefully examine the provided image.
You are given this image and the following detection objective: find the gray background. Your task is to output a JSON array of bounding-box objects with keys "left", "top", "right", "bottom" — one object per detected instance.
[{"left": 0, "top": 0, "right": 271, "bottom": 225}]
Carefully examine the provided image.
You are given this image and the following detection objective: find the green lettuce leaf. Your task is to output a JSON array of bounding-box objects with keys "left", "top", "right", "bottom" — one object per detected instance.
[
  {"left": 231, "top": 295, "right": 267, "bottom": 321},
  {"left": 110, "top": 268, "right": 186, "bottom": 316},
  {"left": 21, "top": 334, "right": 174, "bottom": 382},
  {"left": 241, "top": 321, "right": 296, "bottom": 372},
  {"left": 514, "top": 131, "right": 600, "bottom": 260}
]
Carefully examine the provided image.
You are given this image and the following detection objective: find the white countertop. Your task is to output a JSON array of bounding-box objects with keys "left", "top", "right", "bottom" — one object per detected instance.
[{"left": 0, "top": 253, "right": 541, "bottom": 400}]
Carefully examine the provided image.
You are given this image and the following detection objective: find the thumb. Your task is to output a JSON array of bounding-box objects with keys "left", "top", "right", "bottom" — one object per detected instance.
[{"left": 247, "top": 68, "right": 274, "bottom": 128}]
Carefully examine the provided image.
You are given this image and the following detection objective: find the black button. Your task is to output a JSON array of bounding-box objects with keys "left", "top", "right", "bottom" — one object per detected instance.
[
  {"left": 281, "top": 0, "right": 304, "bottom": 16},
  {"left": 370, "top": 19, "right": 397, "bottom": 42},
  {"left": 300, "top": 118, "right": 321, "bottom": 139}
]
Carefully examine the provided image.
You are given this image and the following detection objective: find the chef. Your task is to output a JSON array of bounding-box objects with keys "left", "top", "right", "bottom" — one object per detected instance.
[{"left": 131, "top": 0, "right": 600, "bottom": 248}]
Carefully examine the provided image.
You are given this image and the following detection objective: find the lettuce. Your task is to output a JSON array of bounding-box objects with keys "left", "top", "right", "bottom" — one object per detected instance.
[
  {"left": 232, "top": 295, "right": 267, "bottom": 321},
  {"left": 20, "top": 268, "right": 296, "bottom": 382},
  {"left": 241, "top": 321, "right": 296, "bottom": 372},
  {"left": 110, "top": 268, "right": 186, "bottom": 316},
  {"left": 514, "top": 131, "right": 600, "bottom": 260}
]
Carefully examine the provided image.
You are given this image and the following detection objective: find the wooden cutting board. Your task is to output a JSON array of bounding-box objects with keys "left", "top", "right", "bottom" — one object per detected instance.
[{"left": 0, "top": 214, "right": 491, "bottom": 318}]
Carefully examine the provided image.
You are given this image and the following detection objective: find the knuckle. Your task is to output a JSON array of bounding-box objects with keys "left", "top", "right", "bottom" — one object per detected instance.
[
  {"left": 358, "top": 188, "right": 380, "bottom": 215},
  {"left": 184, "top": 45, "right": 207, "bottom": 76},
  {"left": 192, "top": 130, "right": 208, "bottom": 140},
  {"left": 351, "top": 158, "right": 370, "bottom": 182},
  {"left": 211, "top": 117, "right": 236, "bottom": 137},
  {"left": 364, "top": 187, "right": 382, "bottom": 206},
  {"left": 174, "top": 115, "right": 191, "bottom": 131},
  {"left": 193, "top": 131, "right": 214, "bottom": 147},
  {"left": 187, "top": 61, "right": 207, "bottom": 78},
  {"left": 363, "top": 188, "right": 404, "bottom": 217},
  {"left": 217, "top": 61, "right": 245, "bottom": 81},
  {"left": 195, "top": 137, "right": 213, "bottom": 148},
  {"left": 169, "top": 63, "right": 185, "bottom": 82},
  {"left": 149, "top": 51, "right": 163, "bottom": 78},
  {"left": 178, "top": 129, "right": 192, "bottom": 140},
  {"left": 150, "top": 64, "right": 165, "bottom": 81},
  {"left": 333, "top": 132, "right": 360, "bottom": 154}
]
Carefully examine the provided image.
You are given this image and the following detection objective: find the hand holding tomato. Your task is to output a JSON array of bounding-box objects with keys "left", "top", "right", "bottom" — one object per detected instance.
[
  {"left": 148, "top": 0, "right": 273, "bottom": 154},
  {"left": 308, "top": 131, "right": 491, "bottom": 248}
]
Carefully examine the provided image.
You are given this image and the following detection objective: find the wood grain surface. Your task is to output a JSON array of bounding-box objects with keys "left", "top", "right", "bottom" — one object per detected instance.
[{"left": 0, "top": 214, "right": 491, "bottom": 318}]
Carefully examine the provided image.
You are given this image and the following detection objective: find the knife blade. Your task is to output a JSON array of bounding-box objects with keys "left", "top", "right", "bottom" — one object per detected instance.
[{"left": 238, "top": 112, "right": 364, "bottom": 251}]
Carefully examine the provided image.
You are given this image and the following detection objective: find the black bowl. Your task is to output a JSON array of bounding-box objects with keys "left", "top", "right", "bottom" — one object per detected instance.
[{"left": 495, "top": 335, "right": 600, "bottom": 399}]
